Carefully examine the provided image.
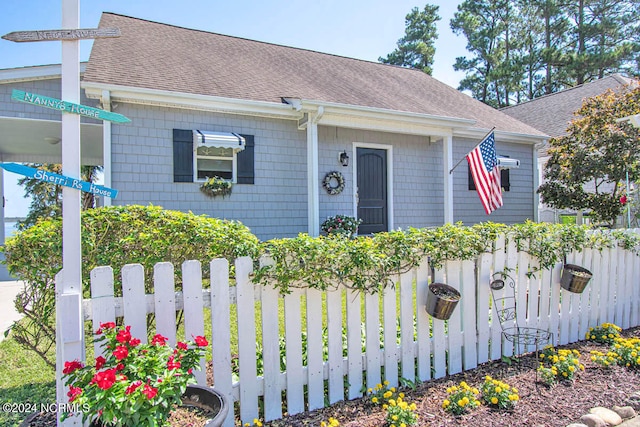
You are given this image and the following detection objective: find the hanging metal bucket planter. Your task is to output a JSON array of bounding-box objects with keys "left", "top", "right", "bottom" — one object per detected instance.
[
  {"left": 560, "top": 263, "right": 593, "bottom": 294},
  {"left": 425, "top": 283, "right": 461, "bottom": 320}
]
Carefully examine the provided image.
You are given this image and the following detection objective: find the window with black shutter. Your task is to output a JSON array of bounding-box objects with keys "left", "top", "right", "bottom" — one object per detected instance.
[
  {"left": 468, "top": 163, "right": 510, "bottom": 191},
  {"left": 173, "top": 129, "right": 254, "bottom": 184}
]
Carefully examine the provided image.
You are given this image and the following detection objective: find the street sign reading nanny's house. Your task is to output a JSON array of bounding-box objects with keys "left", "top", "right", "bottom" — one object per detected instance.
[
  {"left": 11, "top": 89, "right": 130, "bottom": 123},
  {"left": 2, "top": 27, "right": 120, "bottom": 42},
  {"left": 0, "top": 163, "right": 118, "bottom": 199}
]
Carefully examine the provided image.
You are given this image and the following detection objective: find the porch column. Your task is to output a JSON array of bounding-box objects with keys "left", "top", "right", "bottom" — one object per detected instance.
[
  {"left": 306, "top": 110, "right": 321, "bottom": 236},
  {"left": 101, "top": 90, "right": 112, "bottom": 206},
  {"left": 443, "top": 135, "right": 454, "bottom": 223},
  {"left": 0, "top": 170, "right": 5, "bottom": 245}
]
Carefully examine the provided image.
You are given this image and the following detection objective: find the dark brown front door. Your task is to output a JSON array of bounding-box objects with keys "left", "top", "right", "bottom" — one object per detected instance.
[{"left": 356, "top": 148, "right": 388, "bottom": 234}]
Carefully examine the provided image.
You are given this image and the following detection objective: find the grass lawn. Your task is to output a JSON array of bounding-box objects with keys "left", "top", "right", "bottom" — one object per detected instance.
[{"left": 0, "top": 335, "right": 56, "bottom": 427}]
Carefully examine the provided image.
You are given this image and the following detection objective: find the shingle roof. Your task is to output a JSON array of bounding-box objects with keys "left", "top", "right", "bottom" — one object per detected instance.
[
  {"left": 501, "top": 75, "right": 633, "bottom": 138},
  {"left": 84, "top": 13, "right": 545, "bottom": 137}
]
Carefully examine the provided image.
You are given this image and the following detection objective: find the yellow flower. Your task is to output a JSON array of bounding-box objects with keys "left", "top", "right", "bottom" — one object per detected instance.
[
  {"left": 410, "top": 403, "right": 417, "bottom": 410},
  {"left": 376, "top": 383, "right": 383, "bottom": 390},
  {"left": 491, "top": 397, "right": 498, "bottom": 404},
  {"left": 254, "top": 419, "right": 262, "bottom": 427},
  {"left": 458, "top": 399, "right": 466, "bottom": 407},
  {"left": 321, "top": 423, "right": 327, "bottom": 427},
  {"left": 460, "top": 381, "right": 468, "bottom": 387},
  {"left": 401, "top": 424, "right": 406, "bottom": 427},
  {"left": 372, "top": 397, "right": 378, "bottom": 404},
  {"left": 398, "top": 392, "right": 405, "bottom": 399},
  {"left": 442, "top": 399, "right": 450, "bottom": 408},
  {"left": 390, "top": 387, "right": 396, "bottom": 392},
  {"left": 367, "top": 388, "right": 372, "bottom": 393},
  {"left": 383, "top": 404, "right": 388, "bottom": 410},
  {"left": 384, "top": 380, "right": 390, "bottom": 386},
  {"left": 591, "top": 335, "right": 596, "bottom": 339},
  {"left": 383, "top": 391, "right": 392, "bottom": 399},
  {"left": 392, "top": 415, "right": 399, "bottom": 421},
  {"left": 329, "top": 417, "right": 339, "bottom": 427},
  {"left": 388, "top": 399, "right": 396, "bottom": 406},
  {"left": 495, "top": 387, "right": 502, "bottom": 393}
]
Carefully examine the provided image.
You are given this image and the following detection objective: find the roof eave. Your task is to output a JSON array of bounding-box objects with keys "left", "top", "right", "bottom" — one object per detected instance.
[
  {"left": 82, "top": 82, "right": 302, "bottom": 120},
  {"left": 0, "top": 63, "right": 87, "bottom": 84},
  {"left": 286, "top": 98, "right": 475, "bottom": 137}
]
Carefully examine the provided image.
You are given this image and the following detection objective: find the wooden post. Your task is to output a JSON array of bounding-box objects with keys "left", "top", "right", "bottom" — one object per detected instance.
[{"left": 57, "top": 0, "right": 84, "bottom": 425}]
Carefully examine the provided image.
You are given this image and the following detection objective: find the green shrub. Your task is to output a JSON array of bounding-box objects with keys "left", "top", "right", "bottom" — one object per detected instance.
[{"left": 2, "top": 205, "right": 260, "bottom": 367}]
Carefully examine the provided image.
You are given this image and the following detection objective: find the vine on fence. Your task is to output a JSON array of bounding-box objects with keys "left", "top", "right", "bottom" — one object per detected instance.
[{"left": 254, "top": 221, "right": 640, "bottom": 294}]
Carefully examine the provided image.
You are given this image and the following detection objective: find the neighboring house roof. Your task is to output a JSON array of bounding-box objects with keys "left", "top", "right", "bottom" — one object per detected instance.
[
  {"left": 83, "top": 12, "right": 545, "bottom": 137},
  {"left": 501, "top": 74, "right": 633, "bottom": 139}
]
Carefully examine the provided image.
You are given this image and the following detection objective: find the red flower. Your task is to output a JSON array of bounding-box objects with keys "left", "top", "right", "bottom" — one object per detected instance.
[
  {"left": 167, "top": 356, "right": 181, "bottom": 370},
  {"left": 194, "top": 336, "right": 208, "bottom": 347},
  {"left": 116, "top": 363, "right": 125, "bottom": 371},
  {"left": 177, "top": 341, "right": 188, "bottom": 351},
  {"left": 67, "top": 386, "right": 82, "bottom": 402},
  {"left": 96, "top": 322, "right": 116, "bottom": 334},
  {"left": 116, "top": 326, "right": 132, "bottom": 344},
  {"left": 95, "top": 356, "right": 106, "bottom": 370},
  {"left": 125, "top": 380, "right": 142, "bottom": 395},
  {"left": 621, "top": 195, "right": 628, "bottom": 205},
  {"left": 151, "top": 334, "right": 168, "bottom": 346},
  {"left": 129, "top": 338, "right": 141, "bottom": 347},
  {"left": 92, "top": 369, "right": 117, "bottom": 390},
  {"left": 63, "top": 360, "right": 84, "bottom": 374},
  {"left": 113, "top": 346, "right": 129, "bottom": 360},
  {"left": 142, "top": 383, "right": 158, "bottom": 400}
]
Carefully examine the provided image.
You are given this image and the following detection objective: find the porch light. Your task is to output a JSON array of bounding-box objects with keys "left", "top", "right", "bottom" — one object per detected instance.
[{"left": 339, "top": 150, "right": 349, "bottom": 167}]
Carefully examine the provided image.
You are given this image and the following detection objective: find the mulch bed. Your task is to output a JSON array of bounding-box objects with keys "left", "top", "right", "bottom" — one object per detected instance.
[
  {"left": 21, "top": 327, "right": 640, "bottom": 427},
  {"left": 265, "top": 326, "right": 640, "bottom": 427}
]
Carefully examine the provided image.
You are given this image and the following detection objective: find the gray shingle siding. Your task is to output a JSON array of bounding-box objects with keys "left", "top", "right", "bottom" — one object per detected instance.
[
  {"left": 110, "top": 103, "right": 308, "bottom": 241},
  {"left": 452, "top": 138, "right": 534, "bottom": 224}
]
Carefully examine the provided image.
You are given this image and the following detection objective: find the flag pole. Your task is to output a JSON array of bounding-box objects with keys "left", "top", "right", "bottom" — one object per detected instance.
[{"left": 449, "top": 127, "right": 496, "bottom": 174}]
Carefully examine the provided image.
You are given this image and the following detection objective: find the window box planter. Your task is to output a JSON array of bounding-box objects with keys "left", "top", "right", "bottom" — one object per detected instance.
[
  {"left": 560, "top": 263, "right": 592, "bottom": 294},
  {"left": 426, "top": 283, "right": 461, "bottom": 320}
]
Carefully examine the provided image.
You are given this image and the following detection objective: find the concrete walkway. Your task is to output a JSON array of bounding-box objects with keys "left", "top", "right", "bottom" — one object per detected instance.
[{"left": 0, "top": 280, "right": 24, "bottom": 342}]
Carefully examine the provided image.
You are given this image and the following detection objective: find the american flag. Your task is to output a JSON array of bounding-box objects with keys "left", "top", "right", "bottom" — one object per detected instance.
[{"left": 466, "top": 132, "right": 503, "bottom": 214}]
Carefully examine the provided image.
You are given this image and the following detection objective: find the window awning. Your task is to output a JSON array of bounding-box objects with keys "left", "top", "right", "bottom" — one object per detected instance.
[{"left": 193, "top": 130, "right": 245, "bottom": 152}]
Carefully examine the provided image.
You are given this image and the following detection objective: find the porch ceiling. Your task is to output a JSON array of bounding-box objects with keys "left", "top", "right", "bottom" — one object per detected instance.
[{"left": 0, "top": 116, "right": 103, "bottom": 165}]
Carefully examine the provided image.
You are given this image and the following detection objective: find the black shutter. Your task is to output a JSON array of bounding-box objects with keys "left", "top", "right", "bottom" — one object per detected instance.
[
  {"left": 173, "top": 129, "right": 193, "bottom": 182},
  {"left": 237, "top": 134, "right": 255, "bottom": 184},
  {"left": 501, "top": 169, "right": 510, "bottom": 192},
  {"left": 468, "top": 163, "right": 475, "bottom": 191}
]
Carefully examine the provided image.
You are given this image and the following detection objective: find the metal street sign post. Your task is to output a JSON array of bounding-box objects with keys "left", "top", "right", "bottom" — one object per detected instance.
[
  {"left": 11, "top": 89, "right": 130, "bottom": 123},
  {"left": 2, "top": 27, "right": 120, "bottom": 42},
  {"left": 0, "top": 163, "right": 118, "bottom": 199}
]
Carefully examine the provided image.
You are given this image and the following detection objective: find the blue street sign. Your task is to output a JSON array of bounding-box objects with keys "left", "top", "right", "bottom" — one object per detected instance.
[{"left": 0, "top": 163, "right": 118, "bottom": 199}]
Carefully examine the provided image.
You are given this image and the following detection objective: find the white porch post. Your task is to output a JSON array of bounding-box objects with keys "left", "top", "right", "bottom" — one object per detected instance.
[
  {"left": 307, "top": 111, "right": 320, "bottom": 236},
  {"left": 0, "top": 170, "right": 5, "bottom": 245},
  {"left": 443, "top": 135, "right": 454, "bottom": 223},
  {"left": 57, "top": 0, "right": 84, "bottom": 424},
  {"left": 101, "top": 90, "right": 112, "bottom": 206}
]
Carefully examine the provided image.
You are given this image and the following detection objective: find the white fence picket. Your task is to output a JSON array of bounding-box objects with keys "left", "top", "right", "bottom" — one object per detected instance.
[
  {"left": 284, "top": 289, "right": 304, "bottom": 415},
  {"left": 209, "top": 258, "right": 234, "bottom": 427},
  {"left": 432, "top": 269, "right": 446, "bottom": 378},
  {"left": 382, "top": 282, "right": 398, "bottom": 388},
  {"left": 183, "top": 260, "right": 206, "bottom": 386},
  {"left": 491, "top": 235, "right": 507, "bottom": 358},
  {"left": 578, "top": 248, "right": 594, "bottom": 339},
  {"left": 235, "top": 257, "right": 259, "bottom": 423},
  {"left": 399, "top": 269, "right": 415, "bottom": 381},
  {"left": 621, "top": 248, "right": 632, "bottom": 330},
  {"left": 306, "top": 287, "right": 324, "bottom": 410},
  {"left": 154, "top": 262, "right": 177, "bottom": 346},
  {"left": 446, "top": 261, "right": 463, "bottom": 375},
  {"left": 345, "top": 289, "right": 363, "bottom": 399},
  {"left": 121, "top": 264, "right": 147, "bottom": 343},
  {"left": 326, "top": 287, "right": 345, "bottom": 404},
  {"left": 599, "top": 248, "right": 612, "bottom": 324},
  {"left": 632, "top": 247, "right": 640, "bottom": 327},
  {"left": 461, "top": 259, "right": 477, "bottom": 370},
  {"left": 476, "top": 253, "right": 492, "bottom": 364},
  {"left": 260, "top": 279, "right": 282, "bottom": 421},
  {"left": 90, "top": 266, "right": 116, "bottom": 356},
  {"left": 415, "top": 258, "right": 431, "bottom": 381},
  {"left": 364, "top": 292, "right": 381, "bottom": 388}
]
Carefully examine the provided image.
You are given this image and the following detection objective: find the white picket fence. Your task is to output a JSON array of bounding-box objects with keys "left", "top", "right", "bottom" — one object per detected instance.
[{"left": 82, "top": 235, "right": 640, "bottom": 426}]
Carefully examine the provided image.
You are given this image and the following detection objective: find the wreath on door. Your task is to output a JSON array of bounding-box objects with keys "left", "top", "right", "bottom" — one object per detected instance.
[{"left": 322, "top": 171, "right": 345, "bottom": 195}]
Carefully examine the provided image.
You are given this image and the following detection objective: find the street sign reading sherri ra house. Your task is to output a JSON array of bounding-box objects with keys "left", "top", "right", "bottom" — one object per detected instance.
[
  {"left": 11, "top": 89, "right": 130, "bottom": 123},
  {"left": 0, "top": 163, "right": 118, "bottom": 199}
]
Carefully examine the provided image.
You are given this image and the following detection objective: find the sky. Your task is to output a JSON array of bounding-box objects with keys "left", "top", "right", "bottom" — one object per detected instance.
[{"left": 0, "top": 0, "right": 467, "bottom": 218}]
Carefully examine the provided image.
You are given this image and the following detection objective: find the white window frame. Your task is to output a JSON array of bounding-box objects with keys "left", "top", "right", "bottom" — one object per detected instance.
[{"left": 192, "top": 131, "right": 245, "bottom": 183}]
